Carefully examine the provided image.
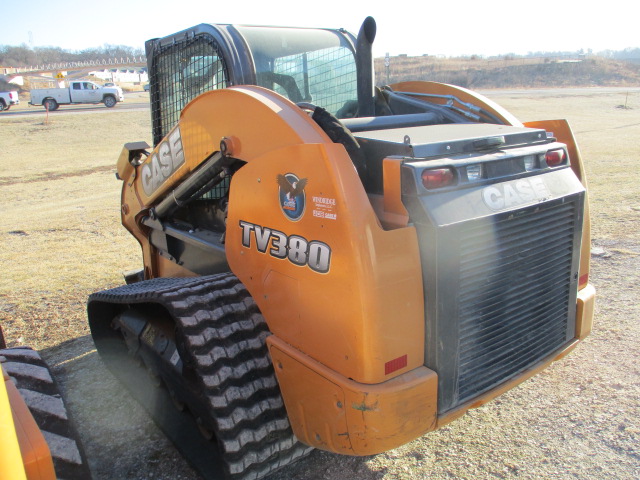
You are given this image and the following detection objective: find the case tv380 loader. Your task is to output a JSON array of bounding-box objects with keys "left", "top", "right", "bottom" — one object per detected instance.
[{"left": 87, "top": 16, "right": 596, "bottom": 480}]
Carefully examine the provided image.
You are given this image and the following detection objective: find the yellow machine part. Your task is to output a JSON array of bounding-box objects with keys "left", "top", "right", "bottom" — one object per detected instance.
[
  {"left": 120, "top": 86, "right": 426, "bottom": 385},
  {"left": 268, "top": 336, "right": 437, "bottom": 455},
  {"left": 116, "top": 82, "right": 596, "bottom": 455},
  {"left": 225, "top": 141, "right": 425, "bottom": 385},
  {"left": 0, "top": 364, "right": 56, "bottom": 480},
  {"left": 389, "top": 81, "right": 523, "bottom": 126}
]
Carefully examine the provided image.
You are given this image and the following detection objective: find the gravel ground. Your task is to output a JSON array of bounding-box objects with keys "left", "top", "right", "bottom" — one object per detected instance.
[{"left": 43, "top": 239, "right": 640, "bottom": 480}]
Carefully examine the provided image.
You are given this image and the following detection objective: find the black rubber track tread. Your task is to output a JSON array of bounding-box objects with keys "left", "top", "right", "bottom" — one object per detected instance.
[
  {"left": 0, "top": 347, "right": 93, "bottom": 480},
  {"left": 89, "top": 273, "right": 312, "bottom": 480}
]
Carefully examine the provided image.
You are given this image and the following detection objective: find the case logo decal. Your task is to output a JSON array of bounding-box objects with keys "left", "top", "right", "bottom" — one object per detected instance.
[
  {"left": 239, "top": 220, "right": 331, "bottom": 273},
  {"left": 277, "top": 173, "right": 307, "bottom": 221},
  {"left": 141, "top": 126, "right": 185, "bottom": 196},
  {"left": 482, "top": 177, "right": 551, "bottom": 211}
]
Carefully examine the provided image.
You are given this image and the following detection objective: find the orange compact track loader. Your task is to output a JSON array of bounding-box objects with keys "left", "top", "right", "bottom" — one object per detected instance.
[{"left": 87, "top": 17, "right": 596, "bottom": 479}]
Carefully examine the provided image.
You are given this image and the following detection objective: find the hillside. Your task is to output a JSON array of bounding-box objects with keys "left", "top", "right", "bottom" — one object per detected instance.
[
  {"left": 375, "top": 55, "right": 640, "bottom": 88},
  {"left": 3, "top": 54, "right": 640, "bottom": 93}
]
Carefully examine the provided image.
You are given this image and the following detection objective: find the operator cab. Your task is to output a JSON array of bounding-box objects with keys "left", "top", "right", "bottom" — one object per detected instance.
[{"left": 146, "top": 22, "right": 362, "bottom": 146}]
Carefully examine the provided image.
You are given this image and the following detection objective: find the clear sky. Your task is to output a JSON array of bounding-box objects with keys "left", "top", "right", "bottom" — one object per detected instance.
[{"left": 1, "top": 0, "right": 638, "bottom": 58}]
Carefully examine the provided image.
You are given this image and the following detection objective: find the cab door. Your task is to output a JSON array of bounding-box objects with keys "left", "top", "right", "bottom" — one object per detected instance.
[
  {"left": 81, "top": 82, "right": 102, "bottom": 102},
  {"left": 69, "top": 82, "right": 85, "bottom": 102}
]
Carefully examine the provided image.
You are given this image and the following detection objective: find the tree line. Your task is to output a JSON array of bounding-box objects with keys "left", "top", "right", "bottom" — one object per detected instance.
[
  {"left": 3, "top": 43, "right": 638, "bottom": 68},
  {"left": 0, "top": 44, "right": 145, "bottom": 67}
]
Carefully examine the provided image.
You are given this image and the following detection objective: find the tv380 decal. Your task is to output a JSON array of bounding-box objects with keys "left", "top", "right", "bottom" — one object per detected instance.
[{"left": 239, "top": 221, "right": 331, "bottom": 273}]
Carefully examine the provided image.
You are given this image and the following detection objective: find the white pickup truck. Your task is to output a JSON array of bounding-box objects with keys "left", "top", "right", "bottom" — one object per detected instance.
[
  {"left": 0, "top": 91, "right": 19, "bottom": 112},
  {"left": 30, "top": 81, "right": 124, "bottom": 110}
]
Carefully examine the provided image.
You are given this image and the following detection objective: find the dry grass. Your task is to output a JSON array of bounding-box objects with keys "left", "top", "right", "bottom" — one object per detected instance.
[
  {"left": 483, "top": 88, "right": 640, "bottom": 242},
  {"left": 0, "top": 109, "right": 151, "bottom": 349},
  {"left": 377, "top": 56, "right": 640, "bottom": 88},
  {"left": 0, "top": 89, "right": 638, "bottom": 351}
]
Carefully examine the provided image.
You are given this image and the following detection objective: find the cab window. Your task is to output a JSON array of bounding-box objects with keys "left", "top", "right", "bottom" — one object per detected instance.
[{"left": 237, "top": 26, "right": 357, "bottom": 118}]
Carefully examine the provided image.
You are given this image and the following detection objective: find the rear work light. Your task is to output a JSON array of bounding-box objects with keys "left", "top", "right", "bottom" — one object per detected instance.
[
  {"left": 466, "top": 164, "right": 483, "bottom": 181},
  {"left": 523, "top": 155, "right": 537, "bottom": 172},
  {"left": 545, "top": 149, "right": 567, "bottom": 167},
  {"left": 422, "top": 167, "right": 455, "bottom": 189}
]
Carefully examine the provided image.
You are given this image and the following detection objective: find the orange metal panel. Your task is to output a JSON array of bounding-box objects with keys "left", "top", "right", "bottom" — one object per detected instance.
[
  {"left": 134, "top": 86, "right": 330, "bottom": 207},
  {"left": 118, "top": 86, "right": 332, "bottom": 279},
  {"left": 226, "top": 141, "right": 425, "bottom": 384},
  {"left": 117, "top": 86, "right": 426, "bottom": 383},
  {"left": 381, "top": 157, "right": 409, "bottom": 229},
  {"left": 268, "top": 336, "right": 437, "bottom": 455},
  {"left": 389, "top": 81, "right": 523, "bottom": 126},
  {"left": 575, "top": 283, "right": 596, "bottom": 339}
]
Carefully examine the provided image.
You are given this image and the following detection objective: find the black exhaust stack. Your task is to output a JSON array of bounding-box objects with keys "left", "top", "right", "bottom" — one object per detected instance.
[{"left": 356, "top": 16, "right": 376, "bottom": 117}]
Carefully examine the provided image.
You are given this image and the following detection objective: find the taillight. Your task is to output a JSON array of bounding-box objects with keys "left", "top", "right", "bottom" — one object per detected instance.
[
  {"left": 545, "top": 149, "right": 566, "bottom": 167},
  {"left": 579, "top": 273, "right": 589, "bottom": 287},
  {"left": 422, "top": 168, "right": 455, "bottom": 189}
]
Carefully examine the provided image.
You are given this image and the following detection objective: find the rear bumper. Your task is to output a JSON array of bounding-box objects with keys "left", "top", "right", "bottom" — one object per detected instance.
[
  {"left": 575, "top": 282, "right": 596, "bottom": 339},
  {"left": 268, "top": 336, "right": 438, "bottom": 455},
  {"left": 269, "top": 283, "right": 595, "bottom": 455}
]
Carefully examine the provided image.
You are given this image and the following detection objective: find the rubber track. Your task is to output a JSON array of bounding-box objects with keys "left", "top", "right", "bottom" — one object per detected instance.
[
  {"left": 88, "top": 273, "right": 312, "bottom": 480},
  {"left": 0, "top": 347, "right": 92, "bottom": 480}
]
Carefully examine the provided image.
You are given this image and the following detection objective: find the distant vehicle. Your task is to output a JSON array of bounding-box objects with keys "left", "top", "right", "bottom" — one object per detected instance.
[
  {"left": 0, "top": 91, "right": 19, "bottom": 111},
  {"left": 104, "top": 82, "right": 116, "bottom": 87},
  {"left": 143, "top": 83, "right": 150, "bottom": 92},
  {"left": 29, "top": 81, "right": 124, "bottom": 110}
]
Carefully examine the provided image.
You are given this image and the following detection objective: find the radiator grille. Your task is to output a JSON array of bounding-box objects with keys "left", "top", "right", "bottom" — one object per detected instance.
[{"left": 453, "top": 200, "right": 577, "bottom": 405}]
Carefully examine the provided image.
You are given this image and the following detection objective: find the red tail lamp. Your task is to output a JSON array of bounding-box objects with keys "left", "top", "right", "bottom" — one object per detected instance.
[
  {"left": 545, "top": 149, "right": 567, "bottom": 167},
  {"left": 422, "top": 168, "right": 455, "bottom": 189}
]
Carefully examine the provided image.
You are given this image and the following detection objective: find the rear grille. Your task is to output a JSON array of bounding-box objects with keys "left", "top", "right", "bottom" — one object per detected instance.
[
  {"left": 456, "top": 202, "right": 576, "bottom": 403},
  {"left": 425, "top": 195, "right": 583, "bottom": 413}
]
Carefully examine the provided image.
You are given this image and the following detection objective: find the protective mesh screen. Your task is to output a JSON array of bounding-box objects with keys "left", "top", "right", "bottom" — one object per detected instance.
[
  {"left": 199, "top": 171, "right": 232, "bottom": 201},
  {"left": 269, "top": 46, "right": 356, "bottom": 117},
  {"left": 151, "top": 35, "right": 228, "bottom": 145}
]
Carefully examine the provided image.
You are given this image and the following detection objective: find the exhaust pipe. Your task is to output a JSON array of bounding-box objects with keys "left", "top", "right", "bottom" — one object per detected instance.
[{"left": 356, "top": 16, "right": 376, "bottom": 117}]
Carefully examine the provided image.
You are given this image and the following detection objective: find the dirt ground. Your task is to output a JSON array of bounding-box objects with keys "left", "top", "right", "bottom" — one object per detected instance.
[{"left": 1, "top": 88, "right": 639, "bottom": 479}]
